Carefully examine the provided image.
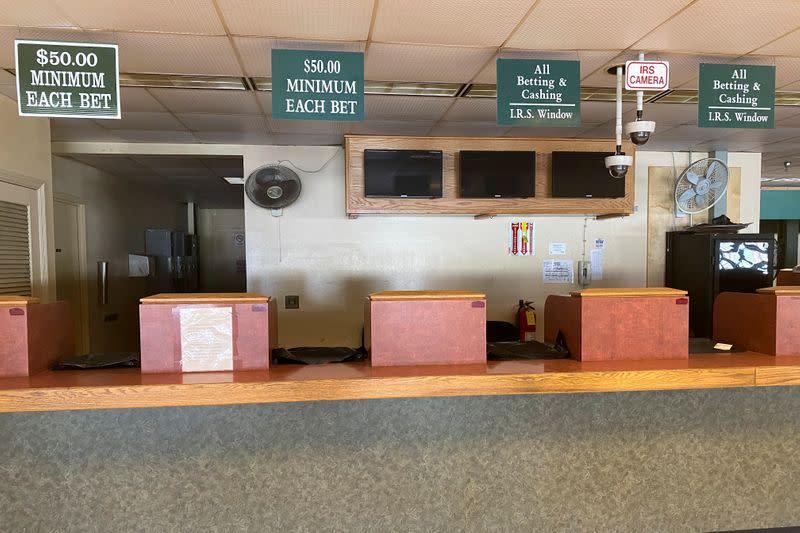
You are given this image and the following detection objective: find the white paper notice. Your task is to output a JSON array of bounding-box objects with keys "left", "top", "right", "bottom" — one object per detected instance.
[
  {"left": 508, "top": 221, "right": 535, "bottom": 256},
  {"left": 179, "top": 307, "right": 234, "bottom": 372},
  {"left": 548, "top": 242, "right": 566, "bottom": 255},
  {"left": 594, "top": 238, "right": 605, "bottom": 249},
  {"left": 590, "top": 248, "right": 604, "bottom": 280},
  {"left": 543, "top": 259, "right": 574, "bottom": 284}
]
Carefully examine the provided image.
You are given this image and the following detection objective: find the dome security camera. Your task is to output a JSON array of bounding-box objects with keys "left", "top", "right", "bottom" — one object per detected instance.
[
  {"left": 604, "top": 153, "right": 633, "bottom": 179},
  {"left": 624, "top": 120, "right": 656, "bottom": 146}
]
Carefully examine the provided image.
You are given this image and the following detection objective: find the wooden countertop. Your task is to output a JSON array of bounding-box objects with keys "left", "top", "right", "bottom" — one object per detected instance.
[
  {"left": 569, "top": 288, "right": 688, "bottom": 298},
  {"left": 0, "top": 295, "right": 40, "bottom": 305},
  {"left": 140, "top": 293, "right": 271, "bottom": 304},
  {"left": 369, "top": 290, "right": 485, "bottom": 301},
  {"left": 1, "top": 352, "right": 799, "bottom": 413},
  {"left": 758, "top": 286, "right": 800, "bottom": 295}
]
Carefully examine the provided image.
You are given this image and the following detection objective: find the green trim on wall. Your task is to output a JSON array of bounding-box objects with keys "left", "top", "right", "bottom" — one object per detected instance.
[{"left": 761, "top": 189, "right": 800, "bottom": 220}]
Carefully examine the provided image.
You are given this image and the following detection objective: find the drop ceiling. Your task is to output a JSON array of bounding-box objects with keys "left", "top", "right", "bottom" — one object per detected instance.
[{"left": 2, "top": 0, "right": 800, "bottom": 182}]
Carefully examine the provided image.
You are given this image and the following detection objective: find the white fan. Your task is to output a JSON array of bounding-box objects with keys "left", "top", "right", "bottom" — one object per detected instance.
[{"left": 674, "top": 158, "right": 729, "bottom": 215}]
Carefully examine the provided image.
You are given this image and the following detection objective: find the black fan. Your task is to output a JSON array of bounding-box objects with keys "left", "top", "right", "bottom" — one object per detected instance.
[{"left": 245, "top": 165, "right": 302, "bottom": 209}]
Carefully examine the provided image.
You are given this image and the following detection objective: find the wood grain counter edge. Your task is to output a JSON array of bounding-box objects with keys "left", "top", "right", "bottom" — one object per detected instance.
[{"left": 0, "top": 366, "right": 761, "bottom": 413}]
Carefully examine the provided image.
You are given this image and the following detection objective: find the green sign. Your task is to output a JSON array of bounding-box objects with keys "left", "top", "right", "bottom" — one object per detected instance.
[
  {"left": 15, "top": 40, "right": 120, "bottom": 119},
  {"left": 698, "top": 63, "right": 775, "bottom": 128},
  {"left": 496, "top": 58, "right": 581, "bottom": 127},
  {"left": 272, "top": 49, "right": 364, "bottom": 121}
]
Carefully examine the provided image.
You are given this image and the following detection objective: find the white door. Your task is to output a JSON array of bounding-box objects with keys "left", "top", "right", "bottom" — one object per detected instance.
[
  {"left": 0, "top": 181, "right": 41, "bottom": 298},
  {"left": 54, "top": 199, "right": 89, "bottom": 354}
]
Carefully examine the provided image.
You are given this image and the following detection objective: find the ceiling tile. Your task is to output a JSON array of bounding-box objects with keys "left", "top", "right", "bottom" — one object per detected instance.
[
  {"left": 581, "top": 101, "right": 629, "bottom": 124},
  {"left": 99, "top": 111, "right": 186, "bottom": 130},
  {"left": 69, "top": 154, "right": 154, "bottom": 175},
  {"left": 217, "top": 0, "right": 374, "bottom": 40},
  {"left": 751, "top": 25, "right": 800, "bottom": 57},
  {"left": 366, "top": 42, "right": 495, "bottom": 82},
  {"left": 267, "top": 118, "right": 353, "bottom": 135},
  {"left": 50, "top": 0, "right": 224, "bottom": 34},
  {"left": 112, "top": 33, "right": 242, "bottom": 76},
  {"left": 772, "top": 57, "right": 800, "bottom": 88},
  {"left": 149, "top": 89, "right": 261, "bottom": 115},
  {"left": 111, "top": 129, "right": 198, "bottom": 142},
  {"left": 707, "top": 127, "right": 800, "bottom": 152},
  {"left": 364, "top": 95, "right": 453, "bottom": 121},
  {"left": 350, "top": 120, "right": 434, "bottom": 135},
  {"left": 201, "top": 157, "right": 243, "bottom": 176},
  {"left": 233, "top": 37, "right": 365, "bottom": 77},
  {"left": 623, "top": 103, "right": 698, "bottom": 127},
  {"left": 775, "top": 106, "right": 800, "bottom": 127},
  {"left": 428, "top": 121, "right": 509, "bottom": 137},
  {"left": 372, "top": 0, "right": 534, "bottom": 47},
  {"left": 0, "top": 84, "right": 15, "bottom": 100},
  {"left": 49, "top": 119, "right": 125, "bottom": 142},
  {"left": 0, "top": 1, "right": 78, "bottom": 28},
  {"left": 442, "top": 98, "right": 496, "bottom": 122},
  {"left": 120, "top": 87, "right": 167, "bottom": 112},
  {"left": 635, "top": 0, "right": 800, "bottom": 55},
  {"left": 177, "top": 113, "right": 268, "bottom": 132},
  {"left": 638, "top": 125, "right": 716, "bottom": 151},
  {"left": 507, "top": 0, "right": 693, "bottom": 50},
  {"left": 255, "top": 91, "right": 272, "bottom": 115},
  {"left": 475, "top": 50, "right": 620, "bottom": 84}
]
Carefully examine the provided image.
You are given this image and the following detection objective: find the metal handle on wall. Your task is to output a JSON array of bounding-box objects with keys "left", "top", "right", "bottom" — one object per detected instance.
[{"left": 97, "top": 261, "right": 109, "bottom": 305}]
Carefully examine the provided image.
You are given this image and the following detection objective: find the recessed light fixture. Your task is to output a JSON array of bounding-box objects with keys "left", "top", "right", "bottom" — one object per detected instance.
[{"left": 223, "top": 177, "right": 244, "bottom": 185}]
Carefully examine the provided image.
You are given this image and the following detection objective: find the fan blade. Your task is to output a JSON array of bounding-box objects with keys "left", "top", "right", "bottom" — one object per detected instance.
[
  {"left": 705, "top": 160, "right": 719, "bottom": 179},
  {"left": 695, "top": 194, "right": 707, "bottom": 207},
  {"left": 678, "top": 188, "right": 696, "bottom": 204},
  {"left": 710, "top": 179, "right": 726, "bottom": 189},
  {"left": 685, "top": 170, "right": 701, "bottom": 185}
]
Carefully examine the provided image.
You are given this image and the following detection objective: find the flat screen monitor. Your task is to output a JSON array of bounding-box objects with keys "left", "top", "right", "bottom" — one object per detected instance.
[
  {"left": 458, "top": 151, "right": 536, "bottom": 198},
  {"left": 364, "top": 149, "right": 443, "bottom": 198},
  {"left": 718, "top": 240, "right": 773, "bottom": 293},
  {"left": 551, "top": 151, "right": 625, "bottom": 198}
]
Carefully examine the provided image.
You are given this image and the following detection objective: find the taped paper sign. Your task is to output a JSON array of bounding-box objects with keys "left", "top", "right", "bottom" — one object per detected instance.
[
  {"left": 543, "top": 259, "right": 574, "bottom": 284},
  {"left": 549, "top": 242, "right": 566, "bottom": 255},
  {"left": 591, "top": 248, "right": 604, "bottom": 280},
  {"left": 509, "top": 221, "right": 535, "bottom": 256},
  {"left": 179, "top": 307, "right": 234, "bottom": 372}
]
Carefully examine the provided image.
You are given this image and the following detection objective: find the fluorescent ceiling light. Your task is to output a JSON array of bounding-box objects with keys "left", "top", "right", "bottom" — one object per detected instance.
[
  {"left": 223, "top": 177, "right": 244, "bottom": 185},
  {"left": 119, "top": 73, "right": 247, "bottom": 90}
]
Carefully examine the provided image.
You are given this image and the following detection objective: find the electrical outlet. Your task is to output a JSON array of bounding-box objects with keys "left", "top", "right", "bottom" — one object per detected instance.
[{"left": 285, "top": 295, "right": 300, "bottom": 309}]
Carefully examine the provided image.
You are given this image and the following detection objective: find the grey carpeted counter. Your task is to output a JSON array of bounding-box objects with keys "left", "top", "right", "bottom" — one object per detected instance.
[{"left": 2, "top": 387, "right": 800, "bottom": 532}]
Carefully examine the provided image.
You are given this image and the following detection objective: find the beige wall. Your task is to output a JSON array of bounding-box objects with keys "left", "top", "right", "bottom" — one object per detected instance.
[
  {"left": 197, "top": 208, "right": 246, "bottom": 292},
  {"left": 52, "top": 156, "right": 186, "bottom": 352},
  {"left": 244, "top": 145, "right": 649, "bottom": 347},
  {"left": 0, "top": 94, "right": 56, "bottom": 301}
]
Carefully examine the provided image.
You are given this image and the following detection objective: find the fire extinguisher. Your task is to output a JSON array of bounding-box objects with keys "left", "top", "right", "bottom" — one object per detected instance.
[{"left": 517, "top": 299, "right": 537, "bottom": 342}]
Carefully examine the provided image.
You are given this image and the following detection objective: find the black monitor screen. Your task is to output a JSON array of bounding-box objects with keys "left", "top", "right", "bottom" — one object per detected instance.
[
  {"left": 551, "top": 151, "right": 625, "bottom": 198},
  {"left": 459, "top": 151, "right": 536, "bottom": 198},
  {"left": 364, "top": 149, "right": 443, "bottom": 198},
  {"left": 718, "top": 240, "right": 773, "bottom": 293}
]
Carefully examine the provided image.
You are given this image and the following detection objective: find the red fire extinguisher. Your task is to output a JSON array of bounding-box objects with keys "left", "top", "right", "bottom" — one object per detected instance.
[{"left": 517, "top": 299, "right": 537, "bottom": 342}]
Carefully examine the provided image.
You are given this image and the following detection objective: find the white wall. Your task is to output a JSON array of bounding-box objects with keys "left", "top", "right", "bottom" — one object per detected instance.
[
  {"left": 0, "top": 94, "right": 56, "bottom": 301},
  {"left": 52, "top": 156, "right": 186, "bottom": 352},
  {"left": 197, "top": 208, "right": 246, "bottom": 292},
  {"left": 245, "top": 145, "right": 649, "bottom": 347}
]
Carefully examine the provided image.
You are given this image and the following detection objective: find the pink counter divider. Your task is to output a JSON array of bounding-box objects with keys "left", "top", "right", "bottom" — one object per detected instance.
[
  {"left": 139, "top": 293, "right": 276, "bottom": 373},
  {"left": 0, "top": 296, "right": 75, "bottom": 378},
  {"left": 365, "top": 290, "right": 487, "bottom": 367}
]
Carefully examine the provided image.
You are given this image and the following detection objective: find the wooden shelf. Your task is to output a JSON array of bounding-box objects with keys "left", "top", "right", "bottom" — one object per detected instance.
[
  {"left": 1, "top": 352, "right": 799, "bottom": 413},
  {"left": 345, "top": 135, "right": 636, "bottom": 217}
]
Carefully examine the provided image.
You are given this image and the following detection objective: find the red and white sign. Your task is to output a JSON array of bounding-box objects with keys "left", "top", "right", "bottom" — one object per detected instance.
[{"left": 625, "top": 60, "right": 670, "bottom": 91}]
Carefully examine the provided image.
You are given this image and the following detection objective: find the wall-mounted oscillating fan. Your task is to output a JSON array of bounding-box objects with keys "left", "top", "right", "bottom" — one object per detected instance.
[
  {"left": 245, "top": 165, "right": 302, "bottom": 215},
  {"left": 674, "top": 157, "right": 729, "bottom": 215}
]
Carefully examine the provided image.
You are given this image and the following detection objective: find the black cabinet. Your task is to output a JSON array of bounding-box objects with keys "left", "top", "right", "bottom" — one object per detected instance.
[{"left": 665, "top": 232, "right": 775, "bottom": 338}]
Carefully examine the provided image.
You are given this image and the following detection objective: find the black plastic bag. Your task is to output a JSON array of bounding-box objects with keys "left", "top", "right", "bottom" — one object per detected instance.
[
  {"left": 53, "top": 352, "right": 140, "bottom": 370},
  {"left": 272, "top": 346, "right": 368, "bottom": 365}
]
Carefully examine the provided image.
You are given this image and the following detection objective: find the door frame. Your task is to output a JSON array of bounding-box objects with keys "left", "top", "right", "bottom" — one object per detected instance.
[
  {"left": 0, "top": 170, "right": 51, "bottom": 301},
  {"left": 54, "top": 193, "right": 90, "bottom": 354}
]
